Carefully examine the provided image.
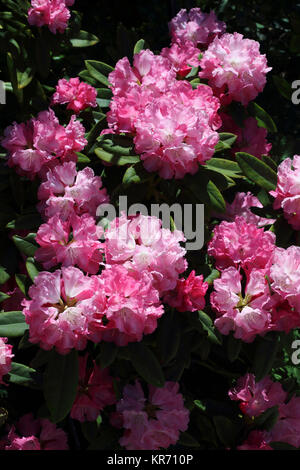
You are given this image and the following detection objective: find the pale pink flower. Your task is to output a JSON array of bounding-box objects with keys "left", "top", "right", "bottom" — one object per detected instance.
[
  {"left": 71, "top": 354, "right": 116, "bottom": 422},
  {"left": 164, "top": 270, "right": 208, "bottom": 312},
  {"left": 88, "top": 265, "right": 164, "bottom": 346},
  {"left": 28, "top": 0, "right": 71, "bottom": 34},
  {"left": 52, "top": 77, "right": 97, "bottom": 113},
  {"left": 229, "top": 373, "right": 287, "bottom": 417},
  {"left": 208, "top": 216, "right": 276, "bottom": 271},
  {"left": 0, "top": 337, "right": 14, "bottom": 385},
  {"left": 160, "top": 42, "right": 201, "bottom": 77},
  {"left": 270, "top": 246, "right": 300, "bottom": 312},
  {"left": 35, "top": 213, "right": 104, "bottom": 274},
  {"left": 111, "top": 380, "right": 189, "bottom": 450},
  {"left": 0, "top": 413, "right": 68, "bottom": 450},
  {"left": 169, "top": 8, "right": 226, "bottom": 47},
  {"left": 270, "top": 155, "right": 300, "bottom": 230},
  {"left": 22, "top": 267, "right": 96, "bottom": 354},
  {"left": 199, "top": 33, "right": 271, "bottom": 105}
]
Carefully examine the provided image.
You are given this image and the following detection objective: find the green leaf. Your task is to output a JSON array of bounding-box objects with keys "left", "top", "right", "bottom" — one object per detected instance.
[
  {"left": 253, "top": 334, "right": 280, "bottom": 381},
  {"left": 9, "top": 362, "right": 36, "bottom": 386},
  {"left": 157, "top": 310, "right": 181, "bottom": 365},
  {"left": 15, "top": 274, "right": 30, "bottom": 296},
  {"left": 254, "top": 406, "right": 279, "bottom": 430},
  {"left": 236, "top": 152, "right": 277, "bottom": 191},
  {"left": 76, "top": 152, "right": 91, "bottom": 163},
  {"left": 0, "top": 292, "right": 10, "bottom": 303},
  {"left": 122, "top": 163, "right": 150, "bottom": 185},
  {"left": 44, "top": 350, "right": 79, "bottom": 423},
  {"left": 0, "top": 311, "right": 28, "bottom": 337},
  {"left": 204, "top": 269, "right": 220, "bottom": 285},
  {"left": 194, "top": 311, "right": 222, "bottom": 345},
  {"left": 205, "top": 158, "right": 242, "bottom": 178},
  {"left": 207, "top": 180, "right": 226, "bottom": 213},
  {"left": 213, "top": 416, "right": 241, "bottom": 448},
  {"left": 226, "top": 335, "right": 242, "bottom": 362},
  {"left": 85, "top": 60, "right": 113, "bottom": 87},
  {"left": 248, "top": 102, "right": 277, "bottom": 133},
  {"left": 26, "top": 257, "right": 40, "bottom": 282},
  {"left": 194, "top": 400, "right": 206, "bottom": 412},
  {"left": 133, "top": 39, "right": 145, "bottom": 55},
  {"left": 0, "top": 266, "right": 10, "bottom": 285},
  {"left": 127, "top": 342, "right": 165, "bottom": 388},
  {"left": 261, "top": 155, "right": 277, "bottom": 171},
  {"left": 13, "top": 233, "right": 38, "bottom": 257},
  {"left": 97, "top": 342, "right": 118, "bottom": 370},
  {"left": 95, "top": 148, "right": 140, "bottom": 166},
  {"left": 70, "top": 30, "right": 100, "bottom": 48},
  {"left": 273, "top": 75, "right": 292, "bottom": 100},
  {"left": 178, "top": 432, "right": 200, "bottom": 447},
  {"left": 214, "top": 133, "right": 237, "bottom": 152}
]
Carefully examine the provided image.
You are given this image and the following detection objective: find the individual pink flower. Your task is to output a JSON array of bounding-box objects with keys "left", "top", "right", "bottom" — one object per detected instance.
[
  {"left": 169, "top": 8, "right": 226, "bottom": 47},
  {"left": 220, "top": 113, "right": 272, "bottom": 158},
  {"left": 208, "top": 216, "right": 275, "bottom": 271},
  {"left": 229, "top": 373, "right": 287, "bottom": 417},
  {"left": 37, "top": 161, "right": 109, "bottom": 221},
  {"left": 22, "top": 267, "right": 96, "bottom": 354},
  {"left": 28, "top": 0, "right": 71, "bottom": 34},
  {"left": 35, "top": 213, "right": 104, "bottom": 274},
  {"left": 220, "top": 191, "right": 275, "bottom": 227},
  {"left": 104, "top": 214, "right": 187, "bottom": 295},
  {"left": 0, "top": 338, "right": 14, "bottom": 385},
  {"left": 160, "top": 42, "right": 201, "bottom": 77},
  {"left": 111, "top": 380, "right": 189, "bottom": 450},
  {"left": 70, "top": 354, "right": 116, "bottom": 422},
  {"left": 199, "top": 33, "right": 272, "bottom": 105},
  {"left": 164, "top": 270, "right": 208, "bottom": 312},
  {"left": 0, "top": 413, "right": 68, "bottom": 450},
  {"left": 87, "top": 265, "right": 164, "bottom": 346},
  {"left": 211, "top": 267, "right": 272, "bottom": 341},
  {"left": 237, "top": 430, "right": 273, "bottom": 450},
  {"left": 270, "top": 155, "right": 300, "bottom": 230},
  {"left": 52, "top": 77, "right": 97, "bottom": 113},
  {"left": 270, "top": 395, "right": 300, "bottom": 448},
  {"left": 134, "top": 81, "right": 221, "bottom": 179}
]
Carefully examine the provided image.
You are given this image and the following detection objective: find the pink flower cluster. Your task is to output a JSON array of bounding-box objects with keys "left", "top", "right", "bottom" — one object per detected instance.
[
  {"left": 164, "top": 270, "right": 208, "bottom": 312},
  {"left": 229, "top": 373, "right": 300, "bottom": 450},
  {"left": 270, "top": 155, "right": 300, "bottom": 230},
  {"left": 1, "top": 109, "right": 86, "bottom": 179},
  {"left": 110, "top": 380, "right": 189, "bottom": 450},
  {"left": 209, "top": 217, "right": 300, "bottom": 341},
  {"left": 0, "top": 413, "right": 68, "bottom": 450},
  {"left": 28, "top": 0, "right": 74, "bottom": 34},
  {"left": 52, "top": 77, "right": 98, "bottom": 113},
  {"left": 0, "top": 337, "right": 14, "bottom": 385}
]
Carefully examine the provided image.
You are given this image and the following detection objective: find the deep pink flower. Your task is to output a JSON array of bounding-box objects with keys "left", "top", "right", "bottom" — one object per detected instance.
[
  {"left": 164, "top": 270, "right": 208, "bottom": 312},
  {"left": 111, "top": 380, "right": 189, "bottom": 450},
  {"left": 0, "top": 337, "right": 14, "bottom": 385},
  {"left": 220, "top": 191, "right": 275, "bottom": 227},
  {"left": 160, "top": 42, "right": 201, "bottom": 77},
  {"left": 199, "top": 33, "right": 271, "bottom": 105},
  {"left": 52, "top": 77, "right": 97, "bottom": 113},
  {"left": 270, "top": 396, "right": 300, "bottom": 448},
  {"left": 28, "top": 0, "right": 71, "bottom": 34},
  {"left": 237, "top": 430, "right": 273, "bottom": 450},
  {"left": 71, "top": 354, "right": 116, "bottom": 422}
]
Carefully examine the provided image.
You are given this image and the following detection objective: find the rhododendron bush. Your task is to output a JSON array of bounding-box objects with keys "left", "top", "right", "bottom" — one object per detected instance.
[{"left": 0, "top": 0, "right": 300, "bottom": 453}]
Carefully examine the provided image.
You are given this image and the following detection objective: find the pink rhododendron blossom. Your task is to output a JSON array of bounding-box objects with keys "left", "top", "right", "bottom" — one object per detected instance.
[
  {"left": 88, "top": 265, "right": 164, "bottom": 346},
  {"left": 52, "top": 77, "right": 97, "bottom": 113},
  {"left": 1, "top": 110, "right": 87, "bottom": 179},
  {"left": 237, "top": 430, "right": 272, "bottom": 450},
  {"left": 270, "top": 396, "right": 300, "bottom": 448},
  {"left": 199, "top": 33, "right": 271, "bottom": 105},
  {"left": 220, "top": 113, "right": 272, "bottom": 158},
  {"left": 111, "top": 380, "right": 189, "bottom": 450},
  {"left": 71, "top": 354, "right": 116, "bottom": 422},
  {"left": 160, "top": 42, "right": 201, "bottom": 77},
  {"left": 28, "top": 0, "right": 71, "bottom": 34},
  {"left": 0, "top": 337, "right": 14, "bottom": 385},
  {"left": 22, "top": 267, "right": 96, "bottom": 354},
  {"left": 164, "top": 270, "right": 208, "bottom": 312},
  {"left": 220, "top": 191, "right": 275, "bottom": 227},
  {"left": 208, "top": 216, "right": 275, "bottom": 271},
  {"left": 0, "top": 413, "right": 68, "bottom": 450},
  {"left": 35, "top": 213, "right": 104, "bottom": 274},
  {"left": 169, "top": 8, "right": 226, "bottom": 47},
  {"left": 104, "top": 214, "right": 187, "bottom": 295},
  {"left": 134, "top": 81, "right": 221, "bottom": 179},
  {"left": 270, "top": 155, "right": 300, "bottom": 230},
  {"left": 37, "top": 161, "right": 109, "bottom": 220},
  {"left": 229, "top": 373, "right": 287, "bottom": 417}
]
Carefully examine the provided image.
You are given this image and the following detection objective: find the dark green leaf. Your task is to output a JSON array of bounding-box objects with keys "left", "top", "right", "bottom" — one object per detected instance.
[
  {"left": 236, "top": 152, "right": 277, "bottom": 191},
  {"left": 9, "top": 362, "right": 36, "bottom": 386},
  {"left": 0, "top": 311, "right": 28, "bottom": 337},
  {"left": 248, "top": 102, "right": 277, "bottom": 133},
  {"left": 157, "top": 310, "right": 181, "bottom": 365},
  {"left": 253, "top": 334, "right": 280, "bottom": 381},
  {"left": 13, "top": 233, "right": 38, "bottom": 257},
  {"left": 214, "top": 133, "right": 237, "bottom": 152},
  {"left": 70, "top": 31, "right": 100, "bottom": 48},
  {"left": 128, "top": 342, "right": 165, "bottom": 388},
  {"left": 97, "top": 342, "right": 118, "bottom": 369}
]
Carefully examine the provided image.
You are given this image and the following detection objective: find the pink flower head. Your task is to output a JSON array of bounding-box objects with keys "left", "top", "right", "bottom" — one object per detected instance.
[
  {"left": 134, "top": 81, "right": 221, "bottom": 179},
  {"left": 220, "top": 191, "right": 275, "bottom": 227},
  {"left": 22, "top": 267, "right": 96, "bottom": 354},
  {"left": 211, "top": 267, "right": 272, "bottom": 341},
  {"left": 270, "top": 155, "right": 300, "bottom": 230},
  {"left": 35, "top": 213, "right": 104, "bottom": 274},
  {"left": 28, "top": 0, "right": 71, "bottom": 34},
  {"left": 37, "top": 161, "right": 109, "bottom": 220},
  {"left": 111, "top": 380, "right": 189, "bottom": 450},
  {"left": 199, "top": 33, "right": 272, "bottom": 105},
  {"left": 229, "top": 373, "right": 287, "bottom": 417},
  {"left": 164, "top": 270, "right": 208, "bottom": 312},
  {"left": 160, "top": 42, "right": 201, "bottom": 78},
  {"left": 52, "top": 77, "right": 97, "bottom": 113},
  {"left": 220, "top": 113, "right": 272, "bottom": 159},
  {"left": 208, "top": 216, "right": 276, "bottom": 271},
  {"left": 0, "top": 337, "right": 14, "bottom": 385},
  {"left": 237, "top": 430, "right": 273, "bottom": 450},
  {"left": 71, "top": 354, "right": 116, "bottom": 422},
  {"left": 0, "top": 413, "right": 68, "bottom": 450},
  {"left": 169, "top": 8, "right": 226, "bottom": 47},
  {"left": 104, "top": 214, "right": 187, "bottom": 295},
  {"left": 88, "top": 264, "right": 164, "bottom": 346}
]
